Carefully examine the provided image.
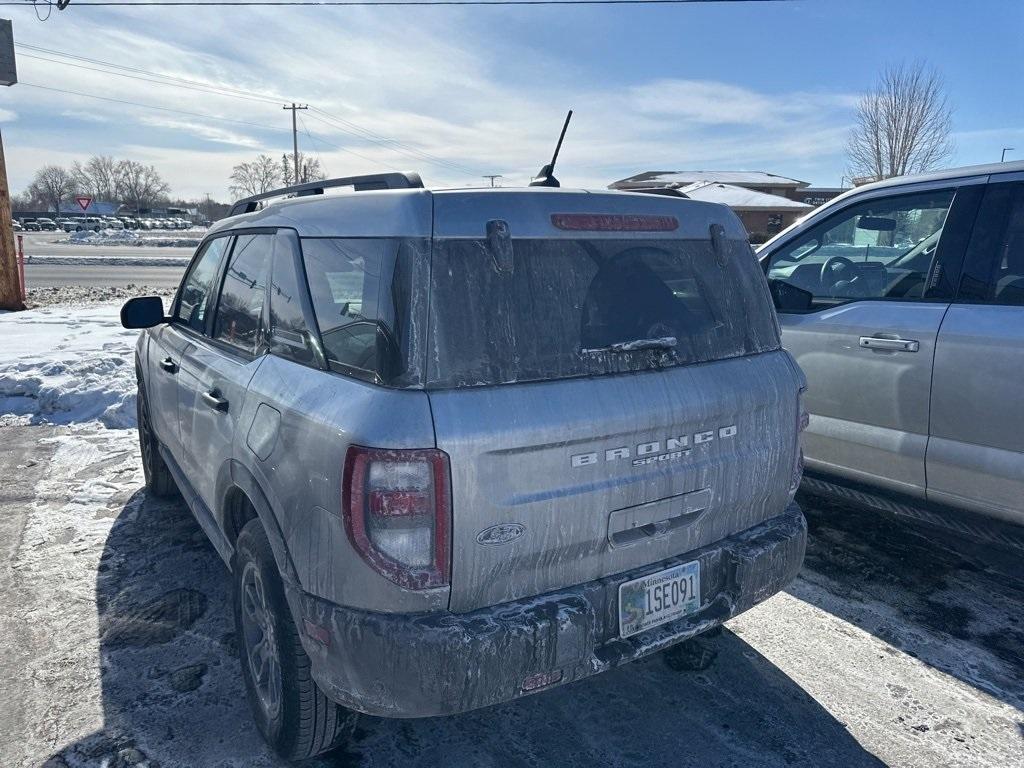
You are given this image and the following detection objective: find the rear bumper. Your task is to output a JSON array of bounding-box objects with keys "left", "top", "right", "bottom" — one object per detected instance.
[{"left": 295, "top": 502, "right": 806, "bottom": 718}]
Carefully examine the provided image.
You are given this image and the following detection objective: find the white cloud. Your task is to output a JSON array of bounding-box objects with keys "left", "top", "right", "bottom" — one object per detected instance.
[
  {"left": 60, "top": 110, "right": 108, "bottom": 123},
  {"left": 137, "top": 116, "right": 263, "bottom": 149},
  {"left": 0, "top": 108, "right": 16, "bottom": 122}
]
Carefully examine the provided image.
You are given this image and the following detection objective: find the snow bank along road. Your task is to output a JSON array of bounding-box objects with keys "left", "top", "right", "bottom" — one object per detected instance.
[{"left": 0, "top": 303, "right": 1021, "bottom": 768}]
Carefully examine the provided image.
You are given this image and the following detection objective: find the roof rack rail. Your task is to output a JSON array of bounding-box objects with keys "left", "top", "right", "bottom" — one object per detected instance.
[{"left": 227, "top": 171, "right": 423, "bottom": 217}]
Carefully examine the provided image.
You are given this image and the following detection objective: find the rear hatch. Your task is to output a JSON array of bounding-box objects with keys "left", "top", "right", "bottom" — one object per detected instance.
[{"left": 426, "top": 190, "right": 801, "bottom": 612}]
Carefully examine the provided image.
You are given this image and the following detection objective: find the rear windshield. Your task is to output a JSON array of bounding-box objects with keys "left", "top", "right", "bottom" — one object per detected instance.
[{"left": 426, "top": 237, "right": 779, "bottom": 388}]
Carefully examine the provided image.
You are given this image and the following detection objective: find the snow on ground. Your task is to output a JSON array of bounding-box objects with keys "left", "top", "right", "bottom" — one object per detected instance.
[
  {"left": 26, "top": 253, "right": 191, "bottom": 267},
  {"left": 61, "top": 229, "right": 202, "bottom": 249},
  {"left": 25, "top": 285, "right": 174, "bottom": 310},
  {"left": 0, "top": 303, "right": 147, "bottom": 428},
  {"left": 1, "top": 301, "right": 1022, "bottom": 768}
]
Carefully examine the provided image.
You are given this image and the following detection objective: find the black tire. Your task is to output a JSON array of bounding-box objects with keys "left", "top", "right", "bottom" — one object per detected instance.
[
  {"left": 234, "top": 519, "right": 357, "bottom": 761},
  {"left": 136, "top": 373, "right": 177, "bottom": 498}
]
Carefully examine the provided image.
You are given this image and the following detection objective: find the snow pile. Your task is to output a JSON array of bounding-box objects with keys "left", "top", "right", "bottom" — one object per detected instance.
[
  {"left": 68, "top": 228, "right": 140, "bottom": 244},
  {"left": 0, "top": 303, "right": 145, "bottom": 429},
  {"left": 63, "top": 229, "right": 202, "bottom": 248}
]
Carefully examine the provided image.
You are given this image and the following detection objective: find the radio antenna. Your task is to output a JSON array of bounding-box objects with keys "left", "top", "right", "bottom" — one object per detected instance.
[{"left": 529, "top": 109, "right": 573, "bottom": 188}]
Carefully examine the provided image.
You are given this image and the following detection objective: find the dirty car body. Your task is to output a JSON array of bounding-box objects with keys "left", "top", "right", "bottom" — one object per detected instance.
[{"left": 126, "top": 176, "right": 807, "bottom": 746}]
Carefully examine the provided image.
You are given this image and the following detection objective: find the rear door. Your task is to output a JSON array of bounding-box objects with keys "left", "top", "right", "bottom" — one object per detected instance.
[
  {"left": 425, "top": 194, "right": 801, "bottom": 612},
  {"left": 763, "top": 183, "right": 981, "bottom": 497},
  {"left": 928, "top": 178, "right": 1024, "bottom": 524},
  {"left": 177, "top": 232, "right": 273, "bottom": 514}
]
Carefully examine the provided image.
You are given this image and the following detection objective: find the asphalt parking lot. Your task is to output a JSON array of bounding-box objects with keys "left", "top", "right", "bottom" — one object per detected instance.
[{"left": 0, "top": 421, "right": 1020, "bottom": 768}]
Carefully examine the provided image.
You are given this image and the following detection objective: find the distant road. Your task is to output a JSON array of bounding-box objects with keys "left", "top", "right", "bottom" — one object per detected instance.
[
  {"left": 25, "top": 263, "right": 185, "bottom": 289},
  {"left": 18, "top": 231, "right": 190, "bottom": 289}
]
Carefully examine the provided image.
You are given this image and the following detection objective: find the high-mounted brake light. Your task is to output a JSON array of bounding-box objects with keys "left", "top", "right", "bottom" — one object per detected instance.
[
  {"left": 343, "top": 446, "right": 451, "bottom": 590},
  {"left": 550, "top": 213, "right": 679, "bottom": 232}
]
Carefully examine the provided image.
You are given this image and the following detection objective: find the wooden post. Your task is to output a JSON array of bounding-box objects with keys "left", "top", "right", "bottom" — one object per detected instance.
[{"left": 0, "top": 128, "right": 23, "bottom": 311}]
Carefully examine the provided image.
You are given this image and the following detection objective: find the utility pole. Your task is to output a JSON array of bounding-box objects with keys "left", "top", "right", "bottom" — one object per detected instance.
[
  {"left": 283, "top": 103, "right": 309, "bottom": 185},
  {"left": 483, "top": 174, "right": 503, "bottom": 187},
  {"left": 1002, "top": 147, "right": 1015, "bottom": 162},
  {"left": 0, "top": 19, "right": 20, "bottom": 311}
]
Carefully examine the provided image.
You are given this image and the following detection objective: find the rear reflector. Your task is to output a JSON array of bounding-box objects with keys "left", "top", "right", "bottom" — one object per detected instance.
[{"left": 551, "top": 213, "right": 679, "bottom": 232}]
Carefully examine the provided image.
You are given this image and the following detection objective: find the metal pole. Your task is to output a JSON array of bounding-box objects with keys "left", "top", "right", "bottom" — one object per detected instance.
[
  {"left": 284, "top": 103, "right": 309, "bottom": 185},
  {"left": 16, "top": 232, "right": 24, "bottom": 302}
]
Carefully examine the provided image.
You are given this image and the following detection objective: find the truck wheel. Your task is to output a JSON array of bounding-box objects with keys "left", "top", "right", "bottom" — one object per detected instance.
[
  {"left": 136, "top": 375, "right": 177, "bottom": 497},
  {"left": 234, "top": 519, "right": 357, "bottom": 760}
]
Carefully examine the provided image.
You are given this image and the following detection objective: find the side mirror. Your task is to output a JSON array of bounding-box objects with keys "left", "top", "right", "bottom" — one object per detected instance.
[
  {"left": 768, "top": 279, "right": 813, "bottom": 312},
  {"left": 121, "top": 296, "right": 167, "bottom": 329}
]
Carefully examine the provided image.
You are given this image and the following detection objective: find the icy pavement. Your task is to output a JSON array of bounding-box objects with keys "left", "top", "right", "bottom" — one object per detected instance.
[{"left": 0, "top": 303, "right": 1021, "bottom": 768}]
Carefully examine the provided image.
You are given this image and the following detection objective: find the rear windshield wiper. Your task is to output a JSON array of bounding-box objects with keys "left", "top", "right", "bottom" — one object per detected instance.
[{"left": 581, "top": 336, "right": 678, "bottom": 355}]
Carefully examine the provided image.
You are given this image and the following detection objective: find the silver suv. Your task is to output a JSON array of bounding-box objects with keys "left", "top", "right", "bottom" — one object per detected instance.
[
  {"left": 759, "top": 160, "right": 1024, "bottom": 542},
  {"left": 121, "top": 172, "right": 807, "bottom": 761}
]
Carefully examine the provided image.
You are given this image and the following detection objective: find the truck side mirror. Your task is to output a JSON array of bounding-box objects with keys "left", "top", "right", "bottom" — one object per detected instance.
[{"left": 121, "top": 296, "right": 167, "bottom": 328}]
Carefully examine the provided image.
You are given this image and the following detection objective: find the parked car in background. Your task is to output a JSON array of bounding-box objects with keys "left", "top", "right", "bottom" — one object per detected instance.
[
  {"left": 22, "top": 218, "right": 40, "bottom": 231},
  {"left": 121, "top": 172, "right": 808, "bottom": 761},
  {"left": 35, "top": 217, "right": 59, "bottom": 231},
  {"left": 11, "top": 218, "right": 22, "bottom": 232},
  {"left": 759, "top": 160, "right": 1024, "bottom": 543},
  {"left": 120, "top": 216, "right": 139, "bottom": 229},
  {"left": 103, "top": 217, "right": 125, "bottom": 230},
  {"left": 61, "top": 219, "right": 81, "bottom": 233}
]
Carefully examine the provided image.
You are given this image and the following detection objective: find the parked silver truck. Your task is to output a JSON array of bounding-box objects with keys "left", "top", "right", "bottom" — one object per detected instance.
[
  {"left": 122, "top": 172, "right": 808, "bottom": 761},
  {"left": 759, "top": 160, "right": 1024, "bottom": 543}
]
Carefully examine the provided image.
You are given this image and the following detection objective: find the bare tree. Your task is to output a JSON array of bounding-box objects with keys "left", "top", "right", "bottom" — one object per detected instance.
[
  {"left": 27, "top": 165, "right": 77, "bottom": 216},
  {"left": 847, "top": 62, "right": 954, "bottom": 182},
  {"left": 229, "top": 154, "right": 279, "bottom": 198},
  {"left": 280, "top": 152, "right": 325, "bottom": 187},
  {"left": 73, "top": 155, "right": 123, "bottom": 202},
  {"left": 117, "top": 160, "right": 171, "bottom": 212}
]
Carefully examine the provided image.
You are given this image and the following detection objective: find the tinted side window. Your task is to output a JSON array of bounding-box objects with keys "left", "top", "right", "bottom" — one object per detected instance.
[
  {"left": 268, "top": 233, "right": 317, "bottom": 366},
  {"left": 958, "top": 182, "right": 1024, "bottom": 306},
  {"left": 767, "top": 190, "right": 955, "bottom": 304},
  {"left": 213, "top": 234, "right": 272, "bottom": 355},
  {"left": 174, "top": 237, "right": 229, "bottom": 332}
]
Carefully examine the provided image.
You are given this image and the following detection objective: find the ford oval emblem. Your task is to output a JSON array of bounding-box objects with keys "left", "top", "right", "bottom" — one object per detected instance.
[{"left": 476, "top": 523, "right": 526, "bottom": 546}]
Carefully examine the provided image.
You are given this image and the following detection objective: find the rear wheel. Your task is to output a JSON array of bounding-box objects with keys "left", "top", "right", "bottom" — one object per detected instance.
[
  {"left": 234, "top": 519, "right": 357, "bottom": 760},
  {"left": 136, "top": 375, "right": 177, "bottom": 497}
]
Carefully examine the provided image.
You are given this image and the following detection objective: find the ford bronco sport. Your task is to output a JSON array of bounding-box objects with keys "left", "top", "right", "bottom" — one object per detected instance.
[{"left": 121, "top": 172, "right": 808, "bottom": 760}]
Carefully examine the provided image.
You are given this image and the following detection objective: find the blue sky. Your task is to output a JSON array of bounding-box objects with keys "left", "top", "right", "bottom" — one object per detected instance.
[{"left": 1, "top": 0, "right": 1022, "bottom": 200}]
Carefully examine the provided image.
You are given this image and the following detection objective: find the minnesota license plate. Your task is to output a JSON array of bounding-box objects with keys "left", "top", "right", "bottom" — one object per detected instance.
[{"left": 618, "top": 561, "right": 700, "bottom": 638}]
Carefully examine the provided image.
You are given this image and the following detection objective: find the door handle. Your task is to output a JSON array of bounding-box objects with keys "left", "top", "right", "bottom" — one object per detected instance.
[
  {"left": 859, "top": 336, "right": 920, "bottom": 353},
  {"left": 201, "top": 390, "right": 229, "bottom": 412},
  {"left": 159, "top": 357, "right": 177, "bottom": 373}
]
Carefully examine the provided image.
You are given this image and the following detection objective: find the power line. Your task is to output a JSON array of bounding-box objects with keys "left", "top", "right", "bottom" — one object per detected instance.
[
  {"left": 16, "top": 42, "right": 484, "bottom": 175},
  {"left": 307, "top": 109, "right": 480, "bottom": 176},
  {"left": 18, "top": 81, "right": 291, "bottom": 133},
  {"left": 16, "top": 43, "right": 286, "bottom": 104}
]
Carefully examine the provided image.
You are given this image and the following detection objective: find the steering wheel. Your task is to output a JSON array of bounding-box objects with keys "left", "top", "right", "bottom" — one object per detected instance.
[{"left": 820, "top": 255, "right": 856, "bottom": 293}]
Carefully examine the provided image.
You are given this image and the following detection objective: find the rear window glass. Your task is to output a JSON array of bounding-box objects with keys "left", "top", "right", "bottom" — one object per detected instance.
[{"left": 426, "top": 237, "right": 779, "bottom": 388}]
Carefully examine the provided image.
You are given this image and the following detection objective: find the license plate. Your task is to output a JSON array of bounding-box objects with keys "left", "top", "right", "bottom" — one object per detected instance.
[{"left": 618, "top": 561, "right": 700, "bottom": 638}]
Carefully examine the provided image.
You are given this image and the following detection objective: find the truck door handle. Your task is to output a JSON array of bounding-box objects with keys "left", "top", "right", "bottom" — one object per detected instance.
[
  {"left": 159, "top": 357, "right": 177, "bottom": 373},
  {"left": 859, "top": 336, "right": 920, "bottom": 353},
  {"left": 201, "top": 390, "right": 229, "bottom": 412}
]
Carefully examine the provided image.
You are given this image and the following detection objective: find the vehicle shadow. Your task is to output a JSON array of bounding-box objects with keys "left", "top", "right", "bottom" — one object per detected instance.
[
  {"left": 793, "top": 491, "right": 1024, "bottom": 712},
  {"left": 45, "top": 488, "right": 885, "bottom": 768}
]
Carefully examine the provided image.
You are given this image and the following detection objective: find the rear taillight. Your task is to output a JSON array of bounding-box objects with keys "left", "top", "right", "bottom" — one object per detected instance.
[{"left": 343, "top": 446, "right": 451, "bottom": 590}]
